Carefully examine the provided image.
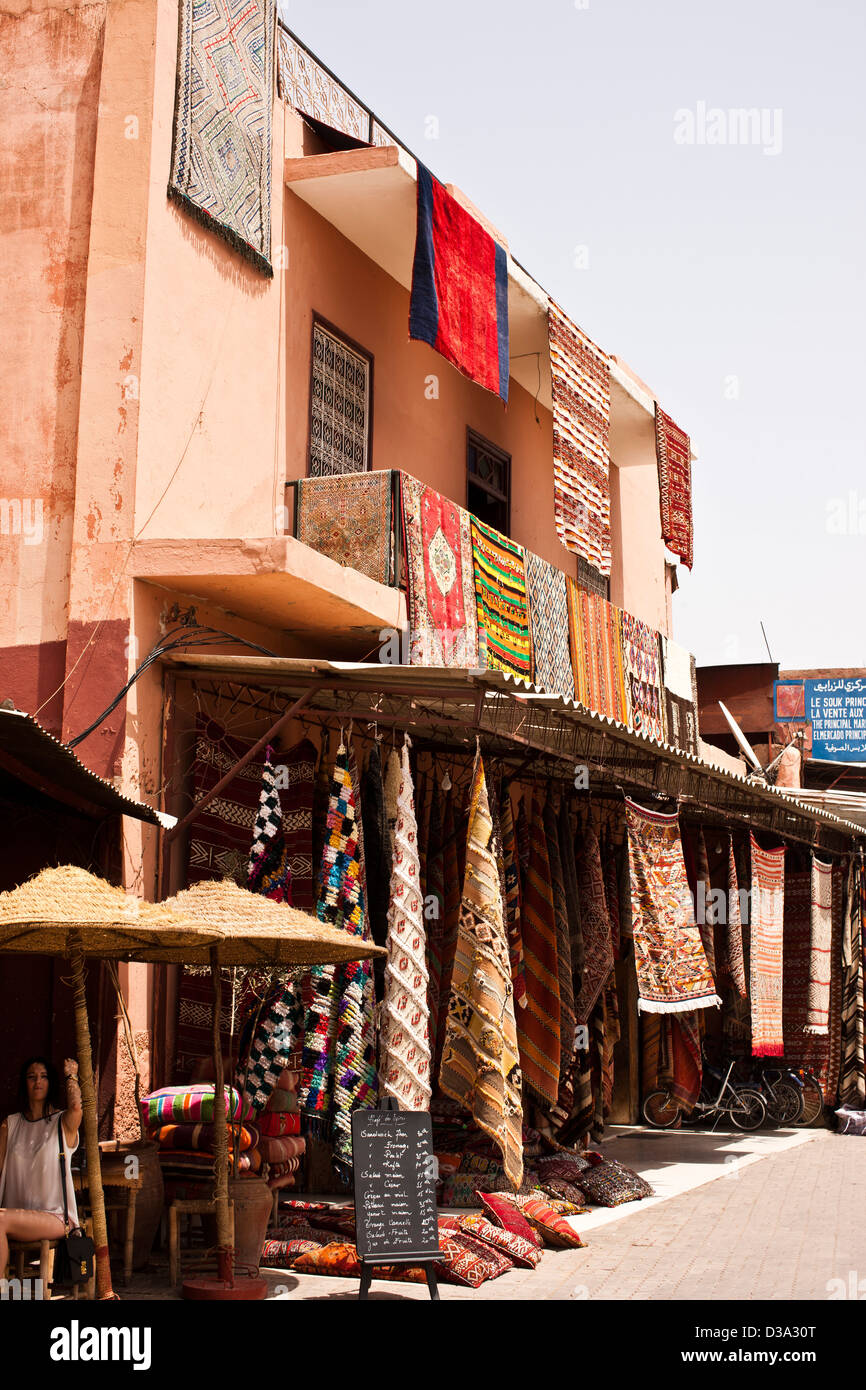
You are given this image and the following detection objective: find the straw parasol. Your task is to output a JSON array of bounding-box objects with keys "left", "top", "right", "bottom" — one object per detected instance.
[
  {"left": 148, "top": 878, "right": 386, "bottom": 1300},
  {"left": 0, "top": 865, "right": 223, "bottom": 1300}
]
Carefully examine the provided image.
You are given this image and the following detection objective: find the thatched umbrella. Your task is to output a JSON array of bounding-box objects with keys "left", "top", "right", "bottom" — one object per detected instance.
[
  {"left": 0, "top": 866, "right": 223, "bottom": 1300},
  {"left": 138, "top": 879, "right": 386, "bottom": 1300}
]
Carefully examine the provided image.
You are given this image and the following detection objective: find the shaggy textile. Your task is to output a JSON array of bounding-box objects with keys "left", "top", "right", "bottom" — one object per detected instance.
[
  {"left": 525, "top": 552, "right": 574, "bottom": 699},
  {"left": 237, "top": 982, "right": 305, "bottom": 1116},
  {"left": 661, "top": 636, "right": 698, "bottom": 754},
  {"left": 695, "top": 829, "right": 718, "bottom": 985},
  {"left": 573, "top": 825, "right": 613, "bottom": 1025},
  {"left": 312, "top": 729, "right": 331, "bottom": 897},
  {"left": 300, "top": 740, "right": 377, "bottom": 1171},
  {"left": 425, "top": 785, "right": 446, "bottom": 1059},
  {"left": 839, "top": 860, "right": 866, "bottom": 1106},
  {"left": 500, "top": 786, "right": 527, "bottom": 1009},
  {"left": 277, "top": 738, "right": 316, "bottom": 910},
  {"left": 384, "top": 749, "right": 402, "bottom": 864},
  {"left": 621, "top": 612, "right": 666, "bottom": 742},
  {"left": 655, "top": 403, "right": 693, "bottom": 570},
  {"left": 807, "top": 857, "right": 834, "bottom": 1035},
  {"left": 434, "top": 788, "right": 462, "bottom": 1079},
  {"left": 470, "top": 517, "right": 532, "bottom": 680},
  {"left": 402, "top": 474, "right": 479, "bottom": 667},
  {"left": 410, "top": 163, "right": 509, "bottom": 402},
  {"left": 625, "top": 800, "right": 720, "bottom": 1015},
  {"left": 749, "top": 836, "right": 787, "bottom": 1057},
  {"left": 548, "top": 299, "right": 612, "bottom": 576},
  {"left": 439, "top": 755, "right": 524, "bottom": 1188},
  {"left": 381, "top": 742, "right": 432, "bottom": 1110},
  {"left": 361, "top": 742, "right": 390, "bottom": 1002},
  {"left": 297, "top": 471, "right": 392, "bottom": 585},
  {"left": 516, "top": 795, "right": 561, "bottom": 1110},
  {"left": 544, "top": 799, "right": 576, "bottom": 1122},
  {"left": 566, "top": 582, "right": 629, "bottom": 722},
  {"left": 248, "top": 745, "right": 290, "bottom": 902},
  {"left": 169, "top": 0, "right": 275, "bottom": 275},
  {"left": 783, "top": 868, "right": 844, "bottom": 1101},
  {"left": 725, "top": 834, "right": 748, "bottom": 998}
]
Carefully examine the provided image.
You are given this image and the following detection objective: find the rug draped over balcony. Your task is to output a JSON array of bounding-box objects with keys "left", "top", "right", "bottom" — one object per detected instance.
[
  {"left": 548, "top": 301, "right": 612, "bottom": 577},
  {"left": 410, "top": 164, "right": 509, "bottom": 402},
  {"left": 297, "top": 471, "right": 392, "bottom": 585},
  {"left": 660, "top": 635, "right": 699, "bottom": 754},
  {"left": 624, "top": 800, "right": 720, "bottom": 1015},
  {"left": 783, "top": 866, "right": 843, "bottom": 1099},
  {"left": 566, "top": 582, "right": 629, "bottom": 724},
  {"left": 655, "top": 404, "right": 694, "bottom": 570},
  {"left": 525, "top": 552, "right": 574, "bottom": 700},
  {"left": 168, "top": 0, "right": 275, "bottom": 275},
  {"left": 470, "top": 517, "right": 532, "bottom": 680},
  {"left": 621, "top": 611, "right": 666, "bottom": 743},
  {"left": 749, "top": 835, "right": 787, "bottom": 1056},
  {"left": 402, "top": 475, "right": 479, "bottom": 666}
]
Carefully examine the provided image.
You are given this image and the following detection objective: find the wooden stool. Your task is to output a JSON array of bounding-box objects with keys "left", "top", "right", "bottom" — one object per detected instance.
[
  {"left": 74, "top": 1168, "right": 141, "bottom": 1285},
  {"left": 167, "top": 1198, "right": 235, "bottom": 1287},
  {"left": 6, "top": 1238, "right": 55, "bottom": 1291}
]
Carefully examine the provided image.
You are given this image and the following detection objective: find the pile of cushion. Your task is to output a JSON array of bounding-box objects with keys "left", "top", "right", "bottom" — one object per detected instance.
[
  {"left": 141, "top": 1084, "right": 264, "bottom": 1183},
  {"left": 254, "top": 1068, "right": 305, "bottom": 1193}
]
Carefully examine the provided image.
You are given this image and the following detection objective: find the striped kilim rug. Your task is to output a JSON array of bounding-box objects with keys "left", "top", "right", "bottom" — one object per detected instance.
[
  {"left": 621, "top": 611, "right": 666, "bottom": 743},
  {"left": 655, "top": 403, "right": 693, "bottom": 570},
  {"left": 625, "top": 800, "right": 720, "bottom": 1015},
  {"left": 440, "top": 755, "right": 524, "bottom": 1188},
  {"left": 806, "top": 857, "right": 834, "bottom": 1035},
  {"left": 783, "top": 867, "right": 844, "bottom": 1101},
  {"left": 566, "top": 581, "right": 629, "bottom": 722},
  {"left": 470, "top": 517, "right": 532, "bottom": 680},
  {"left": 297, "top": 471, "right": 392, "bottom": 585},
  {"left": 749, "top": 836, "right": 787, "bottom": 1057},
  {"left": 525, "top": 551, "right": 574, "bottom": 698},
  {"left": 169, "top": 0, "right": 275, "bottom": 275},
  {"left": 402, "top": 474, "right": 479, "bottom": 666},
  {"left": 515, "top": 794, "right": 561, "bottom": 1110},
  {"left": 549, "top": 300, "right": 612, "bottom": 576}
]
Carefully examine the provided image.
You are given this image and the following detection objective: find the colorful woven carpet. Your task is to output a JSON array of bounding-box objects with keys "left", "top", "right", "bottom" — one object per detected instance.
[
  {"left": 749, "top": 835, "right": 786, "bottom": 1057},
  {"left": 661, "top": 635, "right": 698, "bottom": 754},
  {"left": 470, "top": 517, "right": 532, "bottom": 679},
  {"left": 603, "top": 830, "right": 622, "bottom": 961},
  {"left": 402, "top": 474, "right": 479, "bottom": 667},
  {"left": 621, "top": 612, "right": 666, "bottom": 742},
  {"left": 169, "top": 0, "right": 275, "bottom": 275},
  {"left": 625, "top": 800, "right": 720, "bottom": 1015},
  {"left": 439, "top": 754, "right": 524, "bottom": 1188},
  {"left": 544, "top": 799, "right": 575, "bottom": 1122},
  {"left": 410, "top": 164, "right": 509, "bottom": 402},
  {"left": 237, "top": 983, "right": 305, "bottom": 1116},
  {"left": 548, "top": 299, "right": 612, "bottom": 576},
  {"left": 566, "top": 582, "right": 629, "bottom": 722},
  {"left": 297, "top": 471, "right": 392, "bottom": 585},
  {"left": 667, "top": 1014, "right": 703, "bottom": 1112},
  {"left": 573, "top": 824, "right": 613, "bottom": 1025},
  {"left": 839, "top": 859, "right": 865, "bottom": 1106},
  {"left": 248, "top": 744, "right": 291, "bottom": 902},
  {"left": 434, "top": 786, "right": 462, "bottom": 1081},
  {"left": 725, "top": 834, "right": 748, "bottom": 998},
  {"left": 806, "top": 857, "right": 834, "bottom": 1035},
  {"left": 515, "top": 794, "right": 561, "bottom": 1110},
  {"left": 655, "top": 404, "right": 693, "bottom": 570},
  {"left": 500, "top": 786, "right": 526, "bottom": 1009},
  {"left": 381, "top": 742, "right": 432, "bottom": 1111},
  {"left": 783, "top": 867, "right": 843, "bottom": 1101},
  {"left": 525, "top": 552, "right": 574, "bottom": 699},
  {"left": 424, "top": 785, "right": 446, "bottom": 1059},
  {"left": 694, "top": 828, "right": 718, "bottom": 985}
]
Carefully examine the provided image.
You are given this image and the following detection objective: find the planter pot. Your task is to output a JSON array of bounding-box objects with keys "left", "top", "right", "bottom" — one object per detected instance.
[{"left": 203, "top": 1175, "right": 272, "bottom": 1272}]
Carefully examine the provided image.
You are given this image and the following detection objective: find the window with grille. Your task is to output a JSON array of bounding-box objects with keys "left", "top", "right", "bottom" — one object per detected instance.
[
  {"left": 467, "top": 430, "right": 511, "bottom": 533},
  {"left": 308, "top": 320, "right": 372, "bottom": 476}
]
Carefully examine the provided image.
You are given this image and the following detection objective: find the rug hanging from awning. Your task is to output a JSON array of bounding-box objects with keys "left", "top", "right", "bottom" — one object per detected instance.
[
  {"left": 783, "top": 866, "right": 843, "bottom": 1100},
  {"left": 525, "top": 552, "right": 574, "bottom": 699},
  {"left": 297, "top": 472, "right": 393, "bottom": 586},
  {"left": 724, "top": 834, "right": 748, "bottom": 998},
  {"left": 625, "top": 799, "right": 720, "bottom": 1015},
  {"left": 839, "top": 858, "right": 866, "bottom": 1106},
  {"left": 402, "top": 474, "right": 479, "bottom": 667},
  {"left": 515, "top": 794, "right": 561, "bottom": 1110},
  {"left": 806, "top": 857, "right": 834, "bottom": 1035},
  {"left": 424, "top": 784, "right": 446, "bottom": 1059},
  {"left": 439, "top": 753, "right": 523, "bottom": 1188},
  {"left": 749, "top": 835, "right": 787, "bottom": 1057},
  {"left": 380, "top": 741, "right": 432, "bottom": 1111},
  {"left": 544, "top": 798, "right": 576, "bottom": 1123},
  {"left": 470, "top": 517, "right": 532, "bottom": 680},
  {"left": 168, "top": 0, "right": 275, "bottom": 275},
  {"left": 621, "top": 611, "right": 666, "bottom": 743},
  {"left": 409, "top": 164, "right": 509, "bottom": 402},
  {"left": 694, "top": 828, "right": 718, "bottom": 986},
  {"left": 548, "top": 300, "right": 612, "bottom": 576},
  {"left": 573, "top": 823, "right": 613, "bottom": 1025},
  {"left": 655, "top": 403, "right": 693, "bottom": 570},
  {"left": 500, "top": 786, "right": 527, "bottom": 1009},
  {"left": 566, "top": 582, "right": 629, "bottom": 722}
]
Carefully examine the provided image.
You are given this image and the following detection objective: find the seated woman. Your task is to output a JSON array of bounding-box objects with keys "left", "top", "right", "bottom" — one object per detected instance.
[{"left": 0, "top": 1056, "right": 82, "bottom": 1276}]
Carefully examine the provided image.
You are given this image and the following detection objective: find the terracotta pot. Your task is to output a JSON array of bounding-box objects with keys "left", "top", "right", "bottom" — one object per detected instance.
[{"left": 203, "top": 1175, "right": 272, "bottom": 1272}]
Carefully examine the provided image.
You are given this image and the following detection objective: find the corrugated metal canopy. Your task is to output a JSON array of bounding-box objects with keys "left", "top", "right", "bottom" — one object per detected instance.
[
  {"left": 0, "top": 708, "right": 175, "bottom": 828},
  {"left": 160, "top": 655, "right": 865, "bottom": 849}
]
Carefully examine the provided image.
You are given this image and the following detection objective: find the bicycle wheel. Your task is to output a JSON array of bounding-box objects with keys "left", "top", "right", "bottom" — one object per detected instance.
[
  {"left": 730, "top": 1088, "right": 767, "bottom": 1131},
  {"left": 797, "top": 1072, "right": 825, "bottom": 1126},
  {"left": 643, "top": 1090, "right": 681, "bottom": 1128},
  {"left": 765, "top": 1080, "right": 804, "bottom": 1127}
]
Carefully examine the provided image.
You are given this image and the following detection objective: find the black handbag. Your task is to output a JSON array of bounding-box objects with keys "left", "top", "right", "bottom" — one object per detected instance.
[{"left": 51, "top": 1116, "right": 95, "bottom": 1289}]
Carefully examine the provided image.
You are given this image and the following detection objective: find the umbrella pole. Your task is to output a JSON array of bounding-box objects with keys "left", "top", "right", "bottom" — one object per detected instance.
[
  {"left": 211, "top": 947, "right": 233, "bottom": 1283},
  {"left": 69, "top": 939, "right": 115, "bottom": 1300}
]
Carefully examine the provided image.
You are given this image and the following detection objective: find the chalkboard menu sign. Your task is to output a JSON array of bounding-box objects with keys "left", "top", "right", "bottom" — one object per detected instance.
[{"left": 352, "top": 1109, "right": 440, "bottom": 1264}]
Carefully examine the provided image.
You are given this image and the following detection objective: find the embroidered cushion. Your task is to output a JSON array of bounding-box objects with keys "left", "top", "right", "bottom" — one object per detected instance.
[
  {"left": 280, "top": 1199, "right": 330, "bottom": 1213},
  {"left": 434, "top": 1233, "right": 513, "bottom": 1287},
  {"left": 260, "top": 1237, "right": 321, "bottom": 1267},
  {"left": 477, "top": 1191, "right": 543, "bottom": 1249},
  {"left": 439, "top": 1173, "right": 484, "bottom": 1207},
  {"left": 307, "top": 1206, "right": 356, "bottom": 1238},
  {"left": 576, "top": 1160, "right": 654, "bottom": 1206},
  {"left": 515, "top": 1195, "right": 587, "bottom": 1249},
  {"left": 458, "top": 1154, "right": 503, "bottom": 1178},
  {"left": 292, "top": 1243, "right": 426, "bottom": 1282},
  {"left": 257, "top": 1111, "right": 301, "bottom": 1137},
  {"left": 533, "top": 1178, "right": 590, "bottom": 1208},
  {"left": 271, "top": 1218, "right": 320, "bottom": 1242},
  {"left": 258, "top": 1134, "right": 306, "bottom": 1164},
  {"left": 141, "top": 1084, "right": 250, "bottom": 1126},
  {"left": 458, "top": 1214, "right": 541, "bottom": 1269},
  {"left": 536, "top": 1155, "right": 591, "bottom": 1181},
  {"left": 434, "top": 1152, "right": 462, "bottom": 1177}
]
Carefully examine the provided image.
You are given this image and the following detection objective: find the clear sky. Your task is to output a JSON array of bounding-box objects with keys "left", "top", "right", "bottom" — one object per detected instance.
[{"left": 279, "top": 0, "right": 866, "bottom": 670}]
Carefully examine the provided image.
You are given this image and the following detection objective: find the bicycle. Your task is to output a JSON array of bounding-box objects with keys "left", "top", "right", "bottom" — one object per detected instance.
[
  {"left": 643, "top": 1059, "right": 767, "bottom": 1131},
  {"left": 793, "top": 1067, "right": 825, "bottom": 1126},
  {"left": 746, "top": 1060, "right": 804, "bottom": 1127}
]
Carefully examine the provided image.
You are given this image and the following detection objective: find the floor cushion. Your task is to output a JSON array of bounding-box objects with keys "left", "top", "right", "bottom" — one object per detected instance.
[{"left": 477, "top": 1191, "right": 543, "bottom": 1249}]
